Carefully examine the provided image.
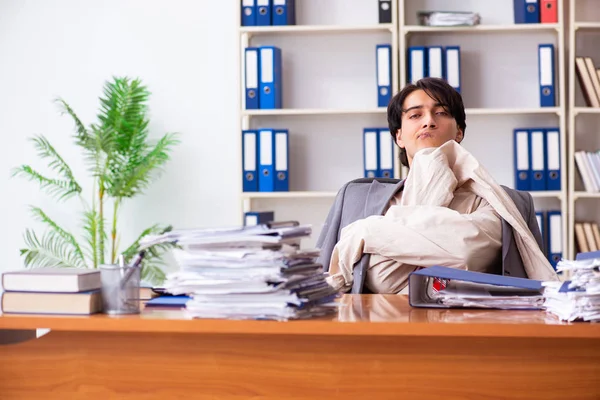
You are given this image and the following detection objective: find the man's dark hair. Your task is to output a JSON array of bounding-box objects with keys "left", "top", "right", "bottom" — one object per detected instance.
[{"left": 387, "top": 77, "right": 467, "bottom": 167}]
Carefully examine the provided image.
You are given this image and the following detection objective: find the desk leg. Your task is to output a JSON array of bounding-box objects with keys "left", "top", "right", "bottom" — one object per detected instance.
[{"left": 0, "top": 331, "right": 598, "bottom": 399}]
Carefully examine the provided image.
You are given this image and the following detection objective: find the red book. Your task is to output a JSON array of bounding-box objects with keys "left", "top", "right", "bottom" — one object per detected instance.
[{"left": 541, "top": 0, "right": 558, "bottom": 23}]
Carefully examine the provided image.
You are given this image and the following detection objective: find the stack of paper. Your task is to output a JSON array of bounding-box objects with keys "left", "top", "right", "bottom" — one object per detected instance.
[
  {"left": 141, "top": 222, "right": 338, "bottom": 320},
  {"left": 417, "top": 11, "right": 481, "bottom": 27},
  {"left": 543, "top": 259, "right": 600, "bottom": 322}
]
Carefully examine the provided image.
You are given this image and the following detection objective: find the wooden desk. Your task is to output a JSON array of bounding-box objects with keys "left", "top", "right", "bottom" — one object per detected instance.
[{"left": 1, "top": 295, "right": 599, "bottom": 399}]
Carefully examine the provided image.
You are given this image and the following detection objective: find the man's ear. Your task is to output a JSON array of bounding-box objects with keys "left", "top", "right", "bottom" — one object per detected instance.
[
  {"left": 455, "top": 128, "right": 464, "bottom": 144},
  {"left": 395, "top": 129, "right": 404, "bottom": 148}
]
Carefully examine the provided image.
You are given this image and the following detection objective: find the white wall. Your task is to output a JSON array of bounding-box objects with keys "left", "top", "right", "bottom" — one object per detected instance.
[{"left": 0, "top": 0, "right": 239, "bottom": 273}]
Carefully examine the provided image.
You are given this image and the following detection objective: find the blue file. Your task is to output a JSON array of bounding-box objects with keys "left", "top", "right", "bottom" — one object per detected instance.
[
  {"left": 546, "top": 210, "right": 562, "bottom": 270},
  {"left": 514, "top": 0, "right": 540, "bottom": 24},
  {"left": 376, "top": 44, "right": 392, "bottom": 107},
  {"left": 256, "top": 0, "right": 272, "bottom": 25},
  {"left": 363, "top": 129, "right": 379, "bottom": 178},
  {"left": 575, "top": 250, "right": 600, "bottom": 261},
  {"left": 272, "top": 0, "right": 295, "bottom": 26},
  {"left": 445, "top": 46, "right": 461, "bottom": 93},
  {"left": 259, "top": 129, "right": 275, "bottom": 192},
  {"left": 241, "top": 0, "right": 257, "bottom": 26},
  {"left": 514, "top": 128, "right": 530, "bottom": 190},
  {"left": 242, "top": 130, "right": 259, "bottom": 192},
  {"left": 274, "top": 129, "right": 289, "bottom": 191},
  {"left": 408, "top": 46, "right": 427, "bottom": 84},
  {"left": 408, "top": 266, "right": 543, "bottom": 309},
  {"left": 259, "top": 46, "right": 282, "bottom": 109},
  {"left": 536, "top": 210, "right": 546, "bottom": 256},
  {"left": 427, "top": 46, "right": 444, "bottom": 79},
  {"left": 545, "top": 128, "right": 561, "bottom": 190},
  {"left": 244, "top": 47, "right": 260, "bottom": 109},
  {"left": 538, "top": 44, "right": 556, "bottom": 107},
  {"left": 529, "top": 128, "right": 546, "bottom": 191},
  {"left": 244, "top": 211, "right": 275, "bottom": 226},
  {"left": 378, "top": 128, "right": 394, "bottom": 178}
]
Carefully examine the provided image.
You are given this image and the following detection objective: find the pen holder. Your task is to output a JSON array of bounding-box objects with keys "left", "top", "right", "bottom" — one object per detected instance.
[{"left": 100, "top": 264, "right": 141, "bottom": 315}]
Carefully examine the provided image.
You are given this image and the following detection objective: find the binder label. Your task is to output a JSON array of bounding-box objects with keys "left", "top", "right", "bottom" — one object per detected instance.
[
  {"left": 540, "top": 47, "right": 553, "bottom": 86},
  {"left": 428, "top": 47, "right": 443, "bottom": 79},
  {"left": 516, "top": 131, "right": 528, "bottom": 170},
  {"left": 243, "top": 133, "right": 256, "bottom": 171},
  {"left": 260, "top": 130, "right": 273, "bottom": 165},
  {"left": 365, "top": 131, "right": 377, "bottom": 171},
  {"left": 274, "top": 0, "right": 286, "bottom": 4},
  {"left": 377, "top": 47, "right": 390, "bottom": 86},
  {"left": 411, "top": 49, "right": 425, "bottom": 83},
  {"left": 246, "top": 50, "right": 258, "bottom": 89},
  {"left": 243, "top": 0, "right": 254, "bottom": 6},
  {"left": 379, "top": 130, "right": 393, "bottom": 170},
  {"left": 549, "top": 213, "right": 562, "bottom": 253},
  {"left": 531, "top": 130, "right": 544, "bottom": 171},
  {"left": 261, "top": 48, "right": 274, "bottom": 83},
  {"left": 275, "top": 132, "right": 288, "bottom": 171},
  {"left": 547, "top": 130, "right": 560, "bottom": 170},
  {"left": 446, "top": 49, "right": 460, "bottom": 87},
  {"left": 257, "top": 0, "right": 269, "bottom": 5}
]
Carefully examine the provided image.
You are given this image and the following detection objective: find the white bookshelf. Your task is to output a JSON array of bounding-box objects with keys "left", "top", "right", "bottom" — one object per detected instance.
[
  {"left": 236, "top": 0, "right": 569, "bottom": 252},
  {"left": 567, "top": 0, "right": 600, "bottom": 258}
]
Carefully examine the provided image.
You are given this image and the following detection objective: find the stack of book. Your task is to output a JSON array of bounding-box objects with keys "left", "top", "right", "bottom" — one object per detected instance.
[
  {"left": 1, "top": 268, "right": 102, "bottom": 315},
  {"left": 575, "top": 56, "right": 600, "bottom": 108},
  {"left": 543, "top": 258, "right": 600, "bottom": 322},
  {"left": 574, "top": 221, "right": 600, "bottom": 254},
  {"left": 141, "top": 222, "right": 339, "bottom": 321},
  {"left": 574, "top": 150, "right": 600, "bottom": 193}
]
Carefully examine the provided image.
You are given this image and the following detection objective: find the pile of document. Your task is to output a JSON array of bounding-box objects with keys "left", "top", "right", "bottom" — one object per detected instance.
[
  {"left": 417, "top": 11, "right": 481, "bottom": 27},
  {"left": 141, "top": 222, "right": 339, "bottom": 320},
  {"left": 543, "top": 259, "right": 600, "bottom": 322}
]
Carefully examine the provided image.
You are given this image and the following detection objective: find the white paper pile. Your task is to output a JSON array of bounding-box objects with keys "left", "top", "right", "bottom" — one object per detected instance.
[
  {"left": 543, "top": 259, "right": 600, "bottom": 322},
  {"left": 417, "top": 11, "right": 481, "bottom": 27}
]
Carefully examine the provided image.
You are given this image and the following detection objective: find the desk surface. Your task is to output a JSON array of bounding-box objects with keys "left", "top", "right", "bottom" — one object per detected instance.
[{"left": 1, "top": 294, "right": 599, "bottom": 339}]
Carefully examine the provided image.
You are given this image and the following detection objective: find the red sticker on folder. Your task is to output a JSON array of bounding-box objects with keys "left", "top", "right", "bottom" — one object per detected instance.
[{"left": 432, "top": 277, "right": 449, "bottom": 293}]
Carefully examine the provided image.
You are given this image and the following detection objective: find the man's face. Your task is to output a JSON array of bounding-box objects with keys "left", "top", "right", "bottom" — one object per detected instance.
[{"left": 395, "top": 89, "right": 464, "bottom": 166}]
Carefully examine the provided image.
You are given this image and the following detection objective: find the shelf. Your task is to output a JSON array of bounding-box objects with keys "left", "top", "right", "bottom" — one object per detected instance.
[
  {"left": 528, "top": 191, "right": 563, "bottom": 199},
  {"left": 574, "top": 22, "right": 600, "bottom": 30},
  {"left": 573, "top": 192, "right": 600, "bottom": 200},
  {"left": 239, "top": 24, "right": 393, "bottom": 35},
  {"left": 402, "top": 24, "right": 559, "bottom": 33},
  {"left": 573, "top": 107, "right": 600, "bottom": 115},
  {"left": 241, "top": 191, "right": 338, "bottom": 199},
  {"left": 465, "top": 107, "right": 561, "bottom": 115},
  {"left": 242, "top": 108, "right": 387, "bottom": 117}
]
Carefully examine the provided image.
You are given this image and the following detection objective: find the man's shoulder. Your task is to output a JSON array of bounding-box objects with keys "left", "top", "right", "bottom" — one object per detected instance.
[
  {"left": 341, "top": 177, "right": 402, "bottom": 190},
  {"left": 500, "top": 185, "right": 532, "bottom": 203}
]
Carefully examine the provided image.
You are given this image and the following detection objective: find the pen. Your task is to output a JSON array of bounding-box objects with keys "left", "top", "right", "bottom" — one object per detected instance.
[{"left": 119, "top": 250, "right": 146, "bottom": 290}]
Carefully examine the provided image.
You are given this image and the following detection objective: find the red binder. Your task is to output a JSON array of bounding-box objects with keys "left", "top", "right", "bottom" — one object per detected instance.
[{"left": 541, "top": 0, "right": 558, "bottom": 23}]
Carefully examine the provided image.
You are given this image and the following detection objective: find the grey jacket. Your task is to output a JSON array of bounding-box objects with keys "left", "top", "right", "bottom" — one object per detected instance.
[{"left": 315, "top": 178, "right": 544, "bottom": 294}]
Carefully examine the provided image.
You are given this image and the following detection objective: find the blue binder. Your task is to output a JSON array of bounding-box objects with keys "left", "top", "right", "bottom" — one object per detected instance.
[
  {"left": 514, "top": 0, "right": 540, "bottom": 24},
  {"left": 241, "top": 0, "right": 257, "bottom": 26},
  {"left": 408, "top": 46, "right": 427, "bottom": 84},
  {"left": 363, "top": 129, "right": 379, "bottom": 178},
  {"left": 545, "top": 128, "right": 561, "bottom": 190},
  {"left": 242, "top": 130, "right": 259, "bottom": 192},
  {"left": 575, "top": 250, "right": 600, "bottom": 261},
  {"left": 427, "top": 46, "right": 444, "bottom": 79},
  {"left": 244, "top": 211, "right": 275, "bottom": 226},
  {"left": 274, "top": 129, "right": 289, "bottom": 191},
  {"left": 538, "top": 44, "right": 556, "bottom": 107},
  {"left": 376, "top": 44, "right": 392, "bottom": 107},
  {"left": 256, "top": 0, "right": 272, "bottom": 25},
  {"left": 514, "top": 128, "right": 530, "bottom": 190},
  {"left": 529, "top": 128, "right": 546, "bottom": 191},
  {"left": 272, "top": 0, "right": 295, "bottom": 26},
  {"left": 408, "top": 266, "right": 543, "bottom": 309},
  {"left": 258, "top": 129, "right": 275, "bottom": 192},
  {"left": 445, "top": 46, "right": 461, "bottom": 93},
  {"left": 535, "top": 210, "right": 546, "bottom": 256},
  {"left": 244, "top": 47, "right": 260, "bottom": 109},
  {"left": 378, "top": 128, "right": 394, "bottom": 178},
  {"left": 546, "top": 210, "right": 562, "bottom": 270},
  {"left": 259, "top": 46, "right": 282, "bottom": 109}
]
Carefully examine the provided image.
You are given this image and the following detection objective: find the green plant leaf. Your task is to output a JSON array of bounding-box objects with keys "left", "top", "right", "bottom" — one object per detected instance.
[
  {"left": 20, "top": 229, "right": 87, "bottom": 269},
  {"left": 55, "top": 98, "right": 94, "bottom": 151},
  {"left": 30, "top": 136, "right": 81, "bottom": 192},
  {"left": 12, "top": 165, "right": 81, "bottom": 201},
  {"left": 82, "top": 209, "right": 100, "bottom": 268},
  {"left": 29, "top": 206, "right": 85, "bottom": 266}
]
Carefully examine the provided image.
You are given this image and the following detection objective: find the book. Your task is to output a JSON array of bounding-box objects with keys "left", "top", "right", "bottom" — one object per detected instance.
[
  {"left": 2, "top": 268, "right": 101, "bottom": 293},
  {"left": 1, "top": 290, "right": 102, "bottom": 315}
]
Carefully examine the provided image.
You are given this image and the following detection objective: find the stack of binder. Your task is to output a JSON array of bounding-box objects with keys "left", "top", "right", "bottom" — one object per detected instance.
[
  {"left": 141, "top": 222, "right": 338, "bottom": 321},
  {"left": 574, "top": 150, "right": 600, "bottom": 192},
  {"left": 241, "top": 0, "right": 295, "bottom": 26},
  {"left": 513, "top": 127, "right": 561, "bottom": 191},
  {"left": 543, "top": 254, "right": 600, "bottom": 322},
  {"left": 244, "top": 46, "right": 283, "bottom": 110},
  {"left": 407, "top": 46, "right": 461, "bottom": 93},
  {"left": 513, "top": 0, "right": 557, "bottom": 24},
  {"left": 242, "top": 129, "right": 289, "bottom": 192},
  {"left": 363, "top": 128, "right": 394, "bottom": 178},
  {"left": 535, "top": 210, "right": 563, "bottom": 270}
]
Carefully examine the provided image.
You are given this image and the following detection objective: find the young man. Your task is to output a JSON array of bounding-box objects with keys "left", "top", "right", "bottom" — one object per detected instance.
[{"left": 316, "top": 77, "right": 557, "bottom": 294}]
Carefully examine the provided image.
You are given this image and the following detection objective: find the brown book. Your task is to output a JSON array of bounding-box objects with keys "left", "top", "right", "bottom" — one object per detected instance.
[
  {"left": 575, "top": 223, "right": 589, "bottom": 253},
  {"left": 583, "top": 222, "right": 598, "bottom": 252},
  {"left": 584, "top": 57, "right": 600, "bottom": 106},
  {"left": 575, "top": 57, "right": 600, "bottom": 107},
  {"left": 1, "top": 291, "right": 102, "bottom": 315},
  {"left": 592, "top": 223, "right": 600, "bottom": 251},
  {"left": 2, "top": 268, "right": 101, "bottom": 293}
]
